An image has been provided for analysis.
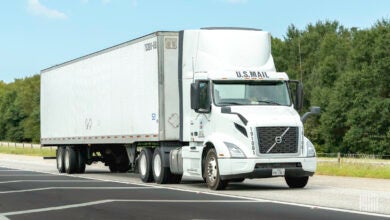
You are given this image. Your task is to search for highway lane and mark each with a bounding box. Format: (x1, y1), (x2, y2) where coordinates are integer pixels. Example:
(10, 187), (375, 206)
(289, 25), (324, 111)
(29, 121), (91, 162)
(0, 154), (389, 219)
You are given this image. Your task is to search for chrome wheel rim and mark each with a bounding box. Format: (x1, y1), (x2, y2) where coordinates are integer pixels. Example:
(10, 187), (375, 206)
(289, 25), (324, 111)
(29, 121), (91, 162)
(139, 152), (147, 176)
(64, 149), (70, 170)
(153, 153), (161, 178)
(207, 156), (217, 184)
(57, 149), (62, 169)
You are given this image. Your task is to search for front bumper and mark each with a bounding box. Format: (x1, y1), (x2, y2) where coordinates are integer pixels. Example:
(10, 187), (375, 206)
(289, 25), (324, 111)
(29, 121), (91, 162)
(218, 157), (316, 180)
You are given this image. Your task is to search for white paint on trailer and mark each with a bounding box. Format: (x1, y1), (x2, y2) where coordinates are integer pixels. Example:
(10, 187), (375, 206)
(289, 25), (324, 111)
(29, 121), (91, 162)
(40, 34), (164, 143)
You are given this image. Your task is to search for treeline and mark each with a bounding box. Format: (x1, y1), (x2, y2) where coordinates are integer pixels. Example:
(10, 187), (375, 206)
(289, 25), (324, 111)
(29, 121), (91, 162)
(0, 19), (389, 154)
(272, 19), (389, 155)
(0, 75), (40, 143)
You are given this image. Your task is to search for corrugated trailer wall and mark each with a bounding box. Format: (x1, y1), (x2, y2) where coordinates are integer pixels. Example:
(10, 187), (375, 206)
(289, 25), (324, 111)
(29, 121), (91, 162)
(41, 32), (180, 145)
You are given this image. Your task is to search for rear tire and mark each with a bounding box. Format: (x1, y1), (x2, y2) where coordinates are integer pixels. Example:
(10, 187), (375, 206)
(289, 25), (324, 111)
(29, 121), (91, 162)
(138, 148), (154, 182)
(152, 147), (182, 184)
(285, 176), (309, 188)
(205, 148), (228, 190)
(56, 147), (65, 173)
(76, 148), (86, 174)
(64, 146), (77, 174)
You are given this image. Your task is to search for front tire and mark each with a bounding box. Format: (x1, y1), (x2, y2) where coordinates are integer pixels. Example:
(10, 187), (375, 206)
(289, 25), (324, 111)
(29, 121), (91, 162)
(285, 176), (309, 188)
(138, 148), (154, 182)
(205, 149), (228, 190)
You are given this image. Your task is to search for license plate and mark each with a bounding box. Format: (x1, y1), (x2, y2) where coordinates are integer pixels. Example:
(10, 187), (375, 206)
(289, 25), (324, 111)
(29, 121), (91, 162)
(272, 168), (285, 176)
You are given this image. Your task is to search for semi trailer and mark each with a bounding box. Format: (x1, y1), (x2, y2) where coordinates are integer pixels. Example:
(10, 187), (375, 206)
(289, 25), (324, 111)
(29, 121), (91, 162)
(41, 28), (320, 190)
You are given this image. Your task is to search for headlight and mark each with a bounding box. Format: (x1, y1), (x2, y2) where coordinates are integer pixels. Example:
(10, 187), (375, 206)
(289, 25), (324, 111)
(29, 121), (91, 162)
(306, 139), (316, 157)
(224, 142), (246, 158)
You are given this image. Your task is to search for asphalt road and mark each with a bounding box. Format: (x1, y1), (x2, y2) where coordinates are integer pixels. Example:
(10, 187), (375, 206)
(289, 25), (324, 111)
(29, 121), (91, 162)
(0, 155), (389, 220)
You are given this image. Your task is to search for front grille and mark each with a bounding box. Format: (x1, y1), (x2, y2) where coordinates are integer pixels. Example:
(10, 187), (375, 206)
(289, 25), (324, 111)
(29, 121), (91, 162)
(256, 127), (298, 154)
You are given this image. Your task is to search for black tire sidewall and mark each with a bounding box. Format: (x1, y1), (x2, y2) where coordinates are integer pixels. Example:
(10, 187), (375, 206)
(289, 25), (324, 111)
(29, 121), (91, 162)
(56, 147), (65, 173)
(138, 148), (154, 182)
(64, 146), (77, 174)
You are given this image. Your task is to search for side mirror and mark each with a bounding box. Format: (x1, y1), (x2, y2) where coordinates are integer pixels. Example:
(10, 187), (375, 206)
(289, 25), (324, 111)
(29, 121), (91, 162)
(288, 80), (303, 111)
(295, 82), (303, 111)
(190, 81), (211, 113)
(301, 106), (321, 123)
(191, 82), (200, 110)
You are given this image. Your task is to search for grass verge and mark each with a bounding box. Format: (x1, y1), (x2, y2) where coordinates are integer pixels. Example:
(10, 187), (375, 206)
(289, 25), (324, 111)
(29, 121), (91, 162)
(317, 161), (390, 179)
(0, 145), (56, 157)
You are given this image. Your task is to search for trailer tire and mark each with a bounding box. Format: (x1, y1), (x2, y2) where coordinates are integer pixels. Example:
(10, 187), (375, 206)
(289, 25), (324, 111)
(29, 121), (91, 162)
(285, 176), (309, 188)
(64, 146), (78, 174)
(56, 147), (65, 173)
(205, 148), (228, 190)
(76, 148), (86, 173)
(138, 148), (154, 182)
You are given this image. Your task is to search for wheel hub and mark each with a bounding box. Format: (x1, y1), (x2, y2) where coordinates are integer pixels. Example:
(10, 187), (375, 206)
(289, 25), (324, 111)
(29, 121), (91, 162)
(153, 154), (161, 178)
(139, 153), (147, 176)
(207, 156), (217, 184)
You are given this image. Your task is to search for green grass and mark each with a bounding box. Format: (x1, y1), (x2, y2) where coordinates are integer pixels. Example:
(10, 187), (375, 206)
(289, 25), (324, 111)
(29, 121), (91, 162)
(0, 145), (56, 157)
(317, 161), (390, 179)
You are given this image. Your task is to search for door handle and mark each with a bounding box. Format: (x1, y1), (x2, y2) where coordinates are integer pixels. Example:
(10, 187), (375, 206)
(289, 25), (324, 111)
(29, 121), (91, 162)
(190, 146), (196, 150)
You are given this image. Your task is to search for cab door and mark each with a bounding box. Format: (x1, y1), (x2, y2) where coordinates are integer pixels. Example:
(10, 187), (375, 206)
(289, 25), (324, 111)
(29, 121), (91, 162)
(182, 80), (211, 178)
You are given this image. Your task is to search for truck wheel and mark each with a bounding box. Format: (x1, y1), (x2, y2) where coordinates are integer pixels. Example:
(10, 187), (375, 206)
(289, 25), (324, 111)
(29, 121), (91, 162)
(205, 149), (228, 190)
(109, 164), (118, 172)
(56, 147), (65, 173)
(76, 148), (86, 173)
(138, 148), (154, 182)
(153, 147), (178, 184)
(285, 176), (309, 188)
(64, 146), (77, 174)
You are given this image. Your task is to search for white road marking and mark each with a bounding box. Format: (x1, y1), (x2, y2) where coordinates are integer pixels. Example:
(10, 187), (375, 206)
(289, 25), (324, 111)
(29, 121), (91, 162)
(0, 186), (153, 194)
(0, 170), (32, 172)
(0, 174), (53, 177)
(0, 165), (389, 218)
(0, 199), (260, 218)
(0, 180), (102, 184)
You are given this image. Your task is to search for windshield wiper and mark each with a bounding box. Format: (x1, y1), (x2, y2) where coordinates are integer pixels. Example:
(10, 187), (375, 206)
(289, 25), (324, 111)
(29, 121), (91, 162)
(257, 100), (281, 105)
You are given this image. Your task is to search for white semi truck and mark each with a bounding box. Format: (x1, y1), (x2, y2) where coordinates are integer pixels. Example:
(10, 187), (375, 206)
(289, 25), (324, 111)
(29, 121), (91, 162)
(41, 28), (320, 190)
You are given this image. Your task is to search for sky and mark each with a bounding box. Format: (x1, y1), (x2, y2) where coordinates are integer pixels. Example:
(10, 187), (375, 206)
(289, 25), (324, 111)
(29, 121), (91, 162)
(0, 0), (389, 83)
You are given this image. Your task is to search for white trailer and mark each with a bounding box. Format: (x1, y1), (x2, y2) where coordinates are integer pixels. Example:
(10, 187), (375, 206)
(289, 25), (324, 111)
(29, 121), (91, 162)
(41, 28), (320, 190)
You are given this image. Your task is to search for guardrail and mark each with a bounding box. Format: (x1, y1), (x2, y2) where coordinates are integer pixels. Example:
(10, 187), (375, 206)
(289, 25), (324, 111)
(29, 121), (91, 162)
(0, 141), (42, 149)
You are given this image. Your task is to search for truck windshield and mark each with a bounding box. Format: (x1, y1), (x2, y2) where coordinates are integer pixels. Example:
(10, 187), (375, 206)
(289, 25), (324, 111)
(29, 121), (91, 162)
(213, 81), (291, 106)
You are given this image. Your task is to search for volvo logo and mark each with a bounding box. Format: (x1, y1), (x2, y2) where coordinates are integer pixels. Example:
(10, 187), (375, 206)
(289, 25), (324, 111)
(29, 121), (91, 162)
(266, 127), (290, 153)
(275, 136), (283, 144)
